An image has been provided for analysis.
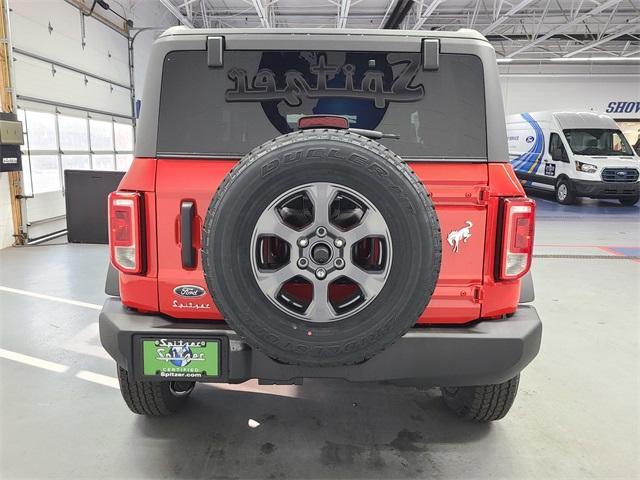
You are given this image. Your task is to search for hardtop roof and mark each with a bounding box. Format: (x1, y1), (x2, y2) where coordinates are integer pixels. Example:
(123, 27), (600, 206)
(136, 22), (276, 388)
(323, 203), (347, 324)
(159, 26), (488, 43)
(135, 25), (508, 162)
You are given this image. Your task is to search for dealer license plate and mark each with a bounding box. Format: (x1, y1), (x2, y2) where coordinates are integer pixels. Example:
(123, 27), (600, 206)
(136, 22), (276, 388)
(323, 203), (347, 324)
(142, 338), (220, 379)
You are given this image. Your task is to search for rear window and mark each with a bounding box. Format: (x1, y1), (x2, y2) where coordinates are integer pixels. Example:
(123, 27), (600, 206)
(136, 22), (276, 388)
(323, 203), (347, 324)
(157, 50), (487, 160)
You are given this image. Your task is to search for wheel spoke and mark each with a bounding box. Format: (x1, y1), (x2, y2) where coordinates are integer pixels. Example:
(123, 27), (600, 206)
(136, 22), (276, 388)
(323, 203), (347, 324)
(304, 281), (337, 322)
(306, 183), (338, 226)
(254, 263), (298, 298)
(254, 206), (299, 244)
(342, 262), (387, 300)
(341, 208), (387, 245)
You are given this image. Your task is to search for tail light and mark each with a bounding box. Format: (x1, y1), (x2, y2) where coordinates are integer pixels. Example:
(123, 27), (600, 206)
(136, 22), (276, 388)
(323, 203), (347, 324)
(298, 115), (349, 129)
(498, 198), (535, 280)
(108, 191), (144, 274)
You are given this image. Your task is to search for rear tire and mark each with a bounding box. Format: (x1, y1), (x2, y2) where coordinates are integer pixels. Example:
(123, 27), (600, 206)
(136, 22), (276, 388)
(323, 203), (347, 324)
(619, 195), (639, 206)
(555, 178), (575, 205)
(440, 375), (520, 422)
(117, 367), (194, 416)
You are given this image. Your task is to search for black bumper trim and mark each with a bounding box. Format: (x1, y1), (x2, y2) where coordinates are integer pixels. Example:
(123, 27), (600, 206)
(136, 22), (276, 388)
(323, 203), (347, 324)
(572, 179), (639, 198)
(99, 298), (542, 387)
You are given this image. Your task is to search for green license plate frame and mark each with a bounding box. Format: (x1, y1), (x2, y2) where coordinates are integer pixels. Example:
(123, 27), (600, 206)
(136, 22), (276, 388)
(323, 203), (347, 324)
(137, 335), (227, 381)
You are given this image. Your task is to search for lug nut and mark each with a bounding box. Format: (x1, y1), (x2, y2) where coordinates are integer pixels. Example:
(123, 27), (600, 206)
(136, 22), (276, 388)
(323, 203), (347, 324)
(298, 237), (309, 248)
(315, 268), (327, 279)
(316, 227), (327, 237)
(297, 258), (309, 269)
(334, 258), (345, 269)
(334, 238), (345, 248)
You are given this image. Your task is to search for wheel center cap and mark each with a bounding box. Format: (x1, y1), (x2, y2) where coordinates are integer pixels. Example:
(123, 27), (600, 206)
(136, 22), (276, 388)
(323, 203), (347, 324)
(311, 243), (332, 264)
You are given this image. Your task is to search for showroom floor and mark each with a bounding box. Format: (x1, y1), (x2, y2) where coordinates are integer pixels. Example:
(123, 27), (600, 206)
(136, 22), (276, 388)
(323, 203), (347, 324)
(1, 193), (638, 480)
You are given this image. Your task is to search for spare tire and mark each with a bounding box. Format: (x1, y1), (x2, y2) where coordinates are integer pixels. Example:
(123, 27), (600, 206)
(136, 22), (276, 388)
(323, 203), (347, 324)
(202, 129), (441, 367)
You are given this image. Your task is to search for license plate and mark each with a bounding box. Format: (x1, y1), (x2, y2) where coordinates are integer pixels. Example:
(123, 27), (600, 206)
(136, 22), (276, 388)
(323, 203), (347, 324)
(142, 338), (220, 379)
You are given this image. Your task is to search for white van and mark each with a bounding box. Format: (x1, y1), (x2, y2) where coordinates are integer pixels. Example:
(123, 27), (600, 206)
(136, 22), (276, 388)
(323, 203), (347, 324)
(506, 111), (640, 205)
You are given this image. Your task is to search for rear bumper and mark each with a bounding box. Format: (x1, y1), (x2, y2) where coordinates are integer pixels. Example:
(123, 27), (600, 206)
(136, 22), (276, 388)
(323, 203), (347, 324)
(572, 179), (639, 198)
(99, 298), (542, 387)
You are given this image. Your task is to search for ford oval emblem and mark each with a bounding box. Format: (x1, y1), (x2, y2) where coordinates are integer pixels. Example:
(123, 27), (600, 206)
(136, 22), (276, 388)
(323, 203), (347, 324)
(173, 285), (206, 298)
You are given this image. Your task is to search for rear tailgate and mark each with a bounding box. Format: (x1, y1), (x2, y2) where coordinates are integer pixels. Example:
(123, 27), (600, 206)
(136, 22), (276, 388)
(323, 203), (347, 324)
(154, 159), (488, 324)
(151, 37), (491, 324)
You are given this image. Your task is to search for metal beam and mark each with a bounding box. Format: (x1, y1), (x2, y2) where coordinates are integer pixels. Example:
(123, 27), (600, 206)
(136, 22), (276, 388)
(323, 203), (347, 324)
(159, 0), (195, 28)
(337, 0), (352, 28)
(487, 33), (639, 42)
(382, 0), (413, 29)
(251, 0), (270, 28)
(506, 0), (625, 57)
(379, 0), (396, 28)
(200, 0), (209, 27)
(413, 0), (448, 30)
(564, 21), (640, 57)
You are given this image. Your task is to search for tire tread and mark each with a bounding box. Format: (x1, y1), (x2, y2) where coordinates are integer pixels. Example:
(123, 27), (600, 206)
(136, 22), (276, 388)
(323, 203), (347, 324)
(441, 375), (520, 422)
(117, 367), (187, 416)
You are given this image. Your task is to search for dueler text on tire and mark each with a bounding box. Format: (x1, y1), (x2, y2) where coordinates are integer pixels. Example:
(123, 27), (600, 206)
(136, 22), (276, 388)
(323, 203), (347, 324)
(202, 129), (441, 367)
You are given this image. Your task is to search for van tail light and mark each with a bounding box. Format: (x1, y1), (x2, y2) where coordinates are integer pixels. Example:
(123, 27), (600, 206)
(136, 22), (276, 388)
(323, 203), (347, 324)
(498, 198), (535, 281)
(108, 191), (144, 274)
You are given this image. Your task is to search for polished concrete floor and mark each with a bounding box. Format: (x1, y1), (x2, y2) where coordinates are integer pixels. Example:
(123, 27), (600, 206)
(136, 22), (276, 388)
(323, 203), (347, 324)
(0, 193), (638, 479)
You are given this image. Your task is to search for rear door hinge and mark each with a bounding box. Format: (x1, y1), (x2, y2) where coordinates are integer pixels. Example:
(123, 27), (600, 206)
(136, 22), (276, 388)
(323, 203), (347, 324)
(472, 286), (484, 303)
(207, 36), (224, 67)
(422, 39), (440, 70)
(476, 186), (490, 205)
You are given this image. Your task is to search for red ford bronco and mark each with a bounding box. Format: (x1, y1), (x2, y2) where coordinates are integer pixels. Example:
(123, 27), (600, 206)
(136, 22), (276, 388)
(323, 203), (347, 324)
(100, 27), (542, 422)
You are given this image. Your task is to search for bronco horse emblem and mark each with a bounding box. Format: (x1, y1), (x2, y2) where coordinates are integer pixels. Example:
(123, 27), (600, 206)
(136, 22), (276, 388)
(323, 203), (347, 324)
(447, 221), (473, 253)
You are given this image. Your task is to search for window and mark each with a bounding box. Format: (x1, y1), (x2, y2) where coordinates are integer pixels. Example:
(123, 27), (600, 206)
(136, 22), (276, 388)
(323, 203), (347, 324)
(30, 155), (61, 193)
(17, 109), (32, 195)
(157, 50), (487, 159)
(89, 119), (114, 151)
(17, 108), (26, 127)
(116, 153), (134, 171)
(93, 154), (115, 170)
(19, 107), (135, 195)
(59, 116), (89, 151)
(24, 111), (56, 150)
(563, 129), (634, 156)
(62, 155), (91, 171)
(114, 123), (134, 151)
(549, 133), (564, 155)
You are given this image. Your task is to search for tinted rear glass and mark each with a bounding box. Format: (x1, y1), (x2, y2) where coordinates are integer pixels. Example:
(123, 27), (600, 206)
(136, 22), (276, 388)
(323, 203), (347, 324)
(157, 50), (487, 159)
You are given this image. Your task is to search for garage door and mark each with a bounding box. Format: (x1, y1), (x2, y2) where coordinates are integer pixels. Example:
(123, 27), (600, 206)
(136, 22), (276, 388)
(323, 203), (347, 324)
(10, 0), (133, 241)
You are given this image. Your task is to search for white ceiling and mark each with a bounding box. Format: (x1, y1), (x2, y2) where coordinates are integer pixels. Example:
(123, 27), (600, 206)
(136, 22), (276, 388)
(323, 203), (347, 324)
(152, 0), (640, 60)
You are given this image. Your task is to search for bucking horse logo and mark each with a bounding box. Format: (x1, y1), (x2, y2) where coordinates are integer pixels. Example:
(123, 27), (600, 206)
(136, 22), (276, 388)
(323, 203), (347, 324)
(447, 221), (473, 253)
